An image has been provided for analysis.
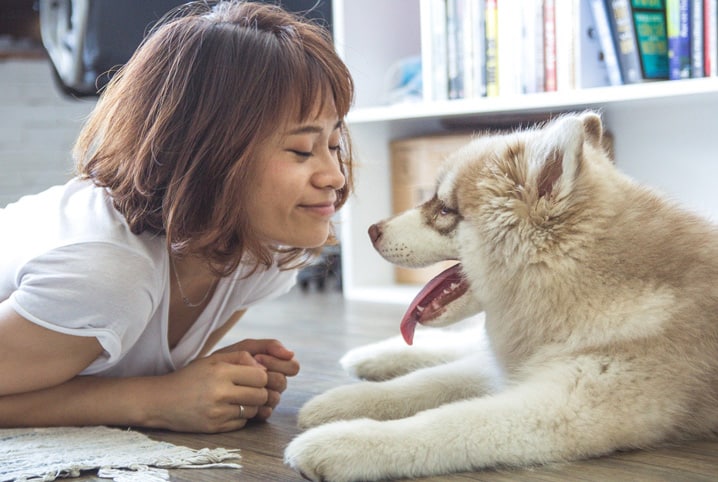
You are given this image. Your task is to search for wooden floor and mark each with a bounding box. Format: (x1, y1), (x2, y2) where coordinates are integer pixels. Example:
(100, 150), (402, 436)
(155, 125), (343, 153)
(84, 287), (717, 481)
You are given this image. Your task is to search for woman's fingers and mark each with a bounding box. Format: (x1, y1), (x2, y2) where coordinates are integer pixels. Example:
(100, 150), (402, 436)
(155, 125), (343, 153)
(255, 354), (300, 376)
(232, 338), (295, 360)
(225, 384), (268, 406)
(265, 371), (288, 393)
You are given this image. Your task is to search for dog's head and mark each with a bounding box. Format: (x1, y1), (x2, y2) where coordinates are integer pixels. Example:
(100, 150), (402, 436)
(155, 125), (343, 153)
(369, 111), (613, 344)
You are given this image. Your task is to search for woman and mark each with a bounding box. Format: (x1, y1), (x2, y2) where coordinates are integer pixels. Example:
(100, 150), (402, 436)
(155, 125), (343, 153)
(0, 0), (354, 433)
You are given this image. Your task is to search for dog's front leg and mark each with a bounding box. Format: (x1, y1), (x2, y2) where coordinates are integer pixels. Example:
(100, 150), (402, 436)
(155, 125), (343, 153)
(297, 351), (499, 429)
(286, 357), (682, 482)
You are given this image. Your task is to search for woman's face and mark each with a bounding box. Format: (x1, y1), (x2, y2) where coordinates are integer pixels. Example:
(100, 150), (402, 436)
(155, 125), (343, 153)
(246, 100), (345, 249)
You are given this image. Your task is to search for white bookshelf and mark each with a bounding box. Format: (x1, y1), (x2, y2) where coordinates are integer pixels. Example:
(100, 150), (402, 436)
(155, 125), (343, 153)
(332, 0), (718, 303)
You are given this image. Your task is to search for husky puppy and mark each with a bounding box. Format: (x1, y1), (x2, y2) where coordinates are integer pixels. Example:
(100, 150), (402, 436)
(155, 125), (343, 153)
(284, 112), (718, 481)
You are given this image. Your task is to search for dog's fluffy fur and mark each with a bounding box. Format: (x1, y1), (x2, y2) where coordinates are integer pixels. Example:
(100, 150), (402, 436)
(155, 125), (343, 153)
(284, 112), (718, 481)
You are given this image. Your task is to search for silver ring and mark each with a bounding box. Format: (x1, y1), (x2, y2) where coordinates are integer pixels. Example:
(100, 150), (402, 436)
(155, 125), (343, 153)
(239, 405), (246, 419)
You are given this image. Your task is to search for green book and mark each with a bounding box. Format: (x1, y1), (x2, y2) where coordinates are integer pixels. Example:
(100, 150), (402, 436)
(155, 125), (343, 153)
(631, 0), (670, 79)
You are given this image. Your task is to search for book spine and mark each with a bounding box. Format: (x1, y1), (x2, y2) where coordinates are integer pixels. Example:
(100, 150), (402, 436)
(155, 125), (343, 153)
(447, 0), (464, 99)
(667, 0), (693, 79)
(533, 0), (546, 91)
(706, 0), (718, 76)
(469, 0), (487, 97)
(434, 0), (450, 99)
(521, 0), (543, 93)
(555, 0), (578, 91)
(544, 0), (558, 91)
(630, 0), (670, 79)
(497, 1), (522, 95)
(485, 0), (499, 96)
(692, 0), (705, 76)
(604, 0), (644, 83)
(420, 0), (435, 102)
(590, 0), (624, 84)
(461, 0), (475, 98)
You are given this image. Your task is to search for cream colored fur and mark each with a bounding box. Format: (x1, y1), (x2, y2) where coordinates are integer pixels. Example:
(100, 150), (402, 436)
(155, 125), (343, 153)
(284, 112), (718, 481)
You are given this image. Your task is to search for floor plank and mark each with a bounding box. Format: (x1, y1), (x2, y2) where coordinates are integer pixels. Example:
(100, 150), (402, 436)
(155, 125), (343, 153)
(80, 287), (718, 481)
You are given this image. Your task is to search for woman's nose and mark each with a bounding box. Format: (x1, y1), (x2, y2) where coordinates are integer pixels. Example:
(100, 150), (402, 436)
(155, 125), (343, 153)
(314, 152), (346, 190)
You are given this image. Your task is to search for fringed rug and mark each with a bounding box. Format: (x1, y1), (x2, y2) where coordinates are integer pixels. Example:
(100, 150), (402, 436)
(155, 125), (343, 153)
(0, 426), (241, 481)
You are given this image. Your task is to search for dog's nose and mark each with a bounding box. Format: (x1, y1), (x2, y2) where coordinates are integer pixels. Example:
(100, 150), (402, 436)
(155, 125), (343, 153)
(368, 223), (383, 245)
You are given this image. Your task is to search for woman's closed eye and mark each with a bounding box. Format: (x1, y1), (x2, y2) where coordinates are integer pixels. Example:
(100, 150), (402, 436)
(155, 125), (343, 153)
(289, 149), (312, 158)
(288, 145), (341, 158)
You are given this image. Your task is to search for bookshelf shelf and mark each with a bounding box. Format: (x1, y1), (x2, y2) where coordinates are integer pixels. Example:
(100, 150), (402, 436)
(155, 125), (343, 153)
(333, 0), (718, 304)
(348, 78), (718, 124)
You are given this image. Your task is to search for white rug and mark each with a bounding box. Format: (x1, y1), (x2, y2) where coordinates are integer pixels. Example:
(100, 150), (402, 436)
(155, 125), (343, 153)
(0, 426), (241, 481)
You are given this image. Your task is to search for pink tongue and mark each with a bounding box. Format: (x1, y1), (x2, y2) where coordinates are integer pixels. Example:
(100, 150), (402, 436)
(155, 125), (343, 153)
(400, 263), (466, 345)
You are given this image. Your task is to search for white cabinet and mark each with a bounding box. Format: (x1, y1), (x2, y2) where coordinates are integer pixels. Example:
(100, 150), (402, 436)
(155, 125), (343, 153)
(332, 0), (718, 303)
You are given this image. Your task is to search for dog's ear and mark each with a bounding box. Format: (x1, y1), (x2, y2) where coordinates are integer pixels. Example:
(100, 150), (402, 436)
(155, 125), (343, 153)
(535, 112), (600, 198)
(580, 111), (603, 149)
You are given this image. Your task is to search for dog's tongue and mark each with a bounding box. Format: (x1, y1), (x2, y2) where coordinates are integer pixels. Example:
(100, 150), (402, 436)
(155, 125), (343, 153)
(400, 263), (467, 345)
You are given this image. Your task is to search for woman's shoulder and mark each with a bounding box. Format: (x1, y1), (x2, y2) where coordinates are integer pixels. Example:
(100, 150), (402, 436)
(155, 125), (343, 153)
(2, 178), (166, 267)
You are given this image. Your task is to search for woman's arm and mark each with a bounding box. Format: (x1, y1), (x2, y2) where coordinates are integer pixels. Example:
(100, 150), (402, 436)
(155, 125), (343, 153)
(0, 300), (103, 396)
(0, 349), (270, 432)
(0, 302), (270, 432)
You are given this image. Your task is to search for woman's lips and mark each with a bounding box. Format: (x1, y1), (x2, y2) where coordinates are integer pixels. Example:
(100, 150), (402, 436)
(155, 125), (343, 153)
(299, 203), (336, 217)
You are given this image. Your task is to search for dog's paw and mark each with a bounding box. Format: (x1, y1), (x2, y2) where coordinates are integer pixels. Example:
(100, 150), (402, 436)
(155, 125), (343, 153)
(340, 337), (415, 381)
(340, 333), (467, 381)
(285, 419), (408, 482)
(297, 383), (378, 429)
(339, 330), (457, 381)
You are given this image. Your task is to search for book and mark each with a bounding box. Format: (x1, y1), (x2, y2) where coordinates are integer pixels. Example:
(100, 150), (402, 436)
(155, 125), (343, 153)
(446, 0), (464, 99)
(497, 0), (523, 95)
(521, 0), (545, 93)
(544, 0), (558, 91)
(691, 0), (705, 76)
(420, 0), (449, 101)
(577, 0), (615, 88)
(667, 0), (692, 79)
(705, 0), (718, 76)
(484, 0), (499, 96)
(555, 0), (578, 91)
(604, 0), (644, 83)
(589, 0), (624, 84)
(630, 0), (670, 79)
(464, 0), (487, 98)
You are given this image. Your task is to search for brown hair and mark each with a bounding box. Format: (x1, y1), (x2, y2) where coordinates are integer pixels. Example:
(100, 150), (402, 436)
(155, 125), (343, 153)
(74, 0), (354, 276)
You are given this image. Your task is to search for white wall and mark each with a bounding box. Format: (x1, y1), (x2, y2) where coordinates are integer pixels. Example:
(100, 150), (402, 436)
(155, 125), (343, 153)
(0, 59), (96, 208)
(604, 95), (718, 223)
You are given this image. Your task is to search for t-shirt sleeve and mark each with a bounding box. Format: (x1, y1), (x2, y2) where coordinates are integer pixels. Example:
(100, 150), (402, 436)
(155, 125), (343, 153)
(9, 243), (159, 368)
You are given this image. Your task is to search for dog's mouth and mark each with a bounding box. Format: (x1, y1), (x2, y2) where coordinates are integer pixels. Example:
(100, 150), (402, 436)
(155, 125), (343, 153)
(400, 263), (468, 345)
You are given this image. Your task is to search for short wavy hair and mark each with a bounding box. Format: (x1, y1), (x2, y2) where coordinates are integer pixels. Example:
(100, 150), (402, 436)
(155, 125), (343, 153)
(74, 0), (354, 276)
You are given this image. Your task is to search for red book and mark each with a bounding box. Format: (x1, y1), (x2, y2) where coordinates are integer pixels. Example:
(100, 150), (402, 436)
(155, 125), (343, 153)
(544, 0), (557, 91)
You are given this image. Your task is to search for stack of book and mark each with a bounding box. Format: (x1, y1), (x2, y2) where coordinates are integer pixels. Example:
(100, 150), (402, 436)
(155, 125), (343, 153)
(420, 0), (718, 102)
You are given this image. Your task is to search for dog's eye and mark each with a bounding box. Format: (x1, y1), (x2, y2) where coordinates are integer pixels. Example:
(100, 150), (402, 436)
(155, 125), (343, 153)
(439, 205), (458, 216)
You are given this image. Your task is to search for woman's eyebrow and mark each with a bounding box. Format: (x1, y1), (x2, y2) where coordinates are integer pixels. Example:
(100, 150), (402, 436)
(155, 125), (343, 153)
(286, 120), (342, 136)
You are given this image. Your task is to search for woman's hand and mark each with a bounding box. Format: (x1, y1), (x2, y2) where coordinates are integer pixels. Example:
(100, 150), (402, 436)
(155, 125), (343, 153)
(215, 339), (300, 421)
(151, 350), (270, 433)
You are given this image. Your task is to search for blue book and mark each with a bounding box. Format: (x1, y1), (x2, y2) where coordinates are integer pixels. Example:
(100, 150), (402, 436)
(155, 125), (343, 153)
(667, 0), (692, 79)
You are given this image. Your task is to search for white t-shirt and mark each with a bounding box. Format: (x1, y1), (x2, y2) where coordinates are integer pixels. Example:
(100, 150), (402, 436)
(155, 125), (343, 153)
(0, 178), (296, 377)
